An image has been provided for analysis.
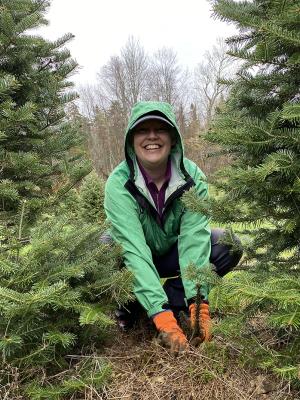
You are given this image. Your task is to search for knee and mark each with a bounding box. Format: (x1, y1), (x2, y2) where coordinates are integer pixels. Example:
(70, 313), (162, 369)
(210, 228), (243, 276)
(211, 228), (243, 255)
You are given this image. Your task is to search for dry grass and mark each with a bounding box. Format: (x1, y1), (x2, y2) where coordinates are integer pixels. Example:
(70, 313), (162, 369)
(1, 324), (299, 400)
(97, 325), (299, 400)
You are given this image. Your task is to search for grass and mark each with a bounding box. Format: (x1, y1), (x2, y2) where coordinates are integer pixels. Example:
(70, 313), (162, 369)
(98, 324), (299, 400)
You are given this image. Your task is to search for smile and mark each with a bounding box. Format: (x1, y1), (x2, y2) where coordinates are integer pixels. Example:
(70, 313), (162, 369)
(144, 144), (161, 150)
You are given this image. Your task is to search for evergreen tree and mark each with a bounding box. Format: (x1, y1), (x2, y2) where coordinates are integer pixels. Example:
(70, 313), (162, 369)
(78, 171), (106, 223)
(0, 0), (90, 226)
(65, 101), (91, 156)
(208, 0), (300, 270)
(0, 186), (133, 399)
(185, 0), (300, 382)
(212, 0), (300, 381)
(0, 2), (133, 397)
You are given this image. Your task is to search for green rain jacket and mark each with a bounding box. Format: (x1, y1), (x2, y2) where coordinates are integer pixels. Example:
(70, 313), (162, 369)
(104, 101), (211, 317)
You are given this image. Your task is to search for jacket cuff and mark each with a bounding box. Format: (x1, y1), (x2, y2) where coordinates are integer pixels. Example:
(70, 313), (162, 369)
(147, 302), (170, 318)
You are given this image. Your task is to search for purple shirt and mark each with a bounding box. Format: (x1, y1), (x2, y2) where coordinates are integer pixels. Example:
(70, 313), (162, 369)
(137, 158), (172, 217)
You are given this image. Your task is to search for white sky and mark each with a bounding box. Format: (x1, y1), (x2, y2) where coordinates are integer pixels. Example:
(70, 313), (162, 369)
(39, 0), (237, 87)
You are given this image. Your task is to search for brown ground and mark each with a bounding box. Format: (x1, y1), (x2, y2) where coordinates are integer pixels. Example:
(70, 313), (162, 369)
(2, 323), (298, 399)
(96, 325), (299, 400)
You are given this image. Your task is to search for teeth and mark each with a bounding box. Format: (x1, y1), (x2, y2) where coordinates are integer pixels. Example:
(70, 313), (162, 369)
(145, 144), (160, 150)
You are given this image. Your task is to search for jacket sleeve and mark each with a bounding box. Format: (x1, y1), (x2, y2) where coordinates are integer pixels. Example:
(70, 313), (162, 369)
(104, 176), (169, 317)
(179, 161), (211, 301)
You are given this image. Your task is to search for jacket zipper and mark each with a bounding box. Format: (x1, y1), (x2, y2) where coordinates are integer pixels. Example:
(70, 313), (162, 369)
(156, 192), (160, 216)
(125, 177), (194, 230)
(163, 179), (194, 212)
(161, 178), (194, 225)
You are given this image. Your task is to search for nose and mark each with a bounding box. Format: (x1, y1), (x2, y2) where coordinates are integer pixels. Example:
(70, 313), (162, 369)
(147, 129), (159, 138)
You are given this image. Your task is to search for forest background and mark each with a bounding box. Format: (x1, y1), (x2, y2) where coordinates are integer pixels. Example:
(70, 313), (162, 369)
(75, 34), (237, 179)
(0, 0), (299, 399)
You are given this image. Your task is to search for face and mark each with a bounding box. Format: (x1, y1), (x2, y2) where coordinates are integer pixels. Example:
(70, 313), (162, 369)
(132, 119), (175, 171)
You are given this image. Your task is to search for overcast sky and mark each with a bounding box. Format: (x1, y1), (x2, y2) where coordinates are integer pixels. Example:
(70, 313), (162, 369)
(39, 0), (237, 87)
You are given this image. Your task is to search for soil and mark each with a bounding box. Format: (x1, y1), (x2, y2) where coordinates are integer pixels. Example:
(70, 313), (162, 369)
(98, 323), (300, 400)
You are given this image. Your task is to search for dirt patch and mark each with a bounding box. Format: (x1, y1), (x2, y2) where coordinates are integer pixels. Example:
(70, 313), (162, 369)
(99, 325), (299, 400)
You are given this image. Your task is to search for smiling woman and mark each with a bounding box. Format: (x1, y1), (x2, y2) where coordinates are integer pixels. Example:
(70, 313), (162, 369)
(132, 118), (176, 186)
(103, 101), (243, 353)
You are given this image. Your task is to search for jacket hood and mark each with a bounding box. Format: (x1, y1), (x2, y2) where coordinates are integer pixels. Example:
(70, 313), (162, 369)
(125, 101), (186, 180)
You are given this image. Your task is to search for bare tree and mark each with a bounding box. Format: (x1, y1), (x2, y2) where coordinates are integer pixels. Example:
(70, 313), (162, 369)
(121, 36), (149, 108)
(147, 47), (180, 105)
(194, 38), (237, 127)
(78, 84), (98, 120)
(100, 56), (128, 109)
(98, 36), (148, 115)
(78, 83), (110, 119)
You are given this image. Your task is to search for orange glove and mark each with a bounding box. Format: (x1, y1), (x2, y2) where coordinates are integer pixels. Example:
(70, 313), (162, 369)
(189, 302), (212, 342)
(153, 310), (188, 353)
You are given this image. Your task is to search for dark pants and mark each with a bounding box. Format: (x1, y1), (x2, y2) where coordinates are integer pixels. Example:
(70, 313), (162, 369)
(155, 228), (242, 309)
(107, 228), (243, 325)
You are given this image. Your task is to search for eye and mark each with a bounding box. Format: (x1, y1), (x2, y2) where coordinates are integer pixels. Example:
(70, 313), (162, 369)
(135, 128), (148, 134)
(157, 128), (168, 134)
